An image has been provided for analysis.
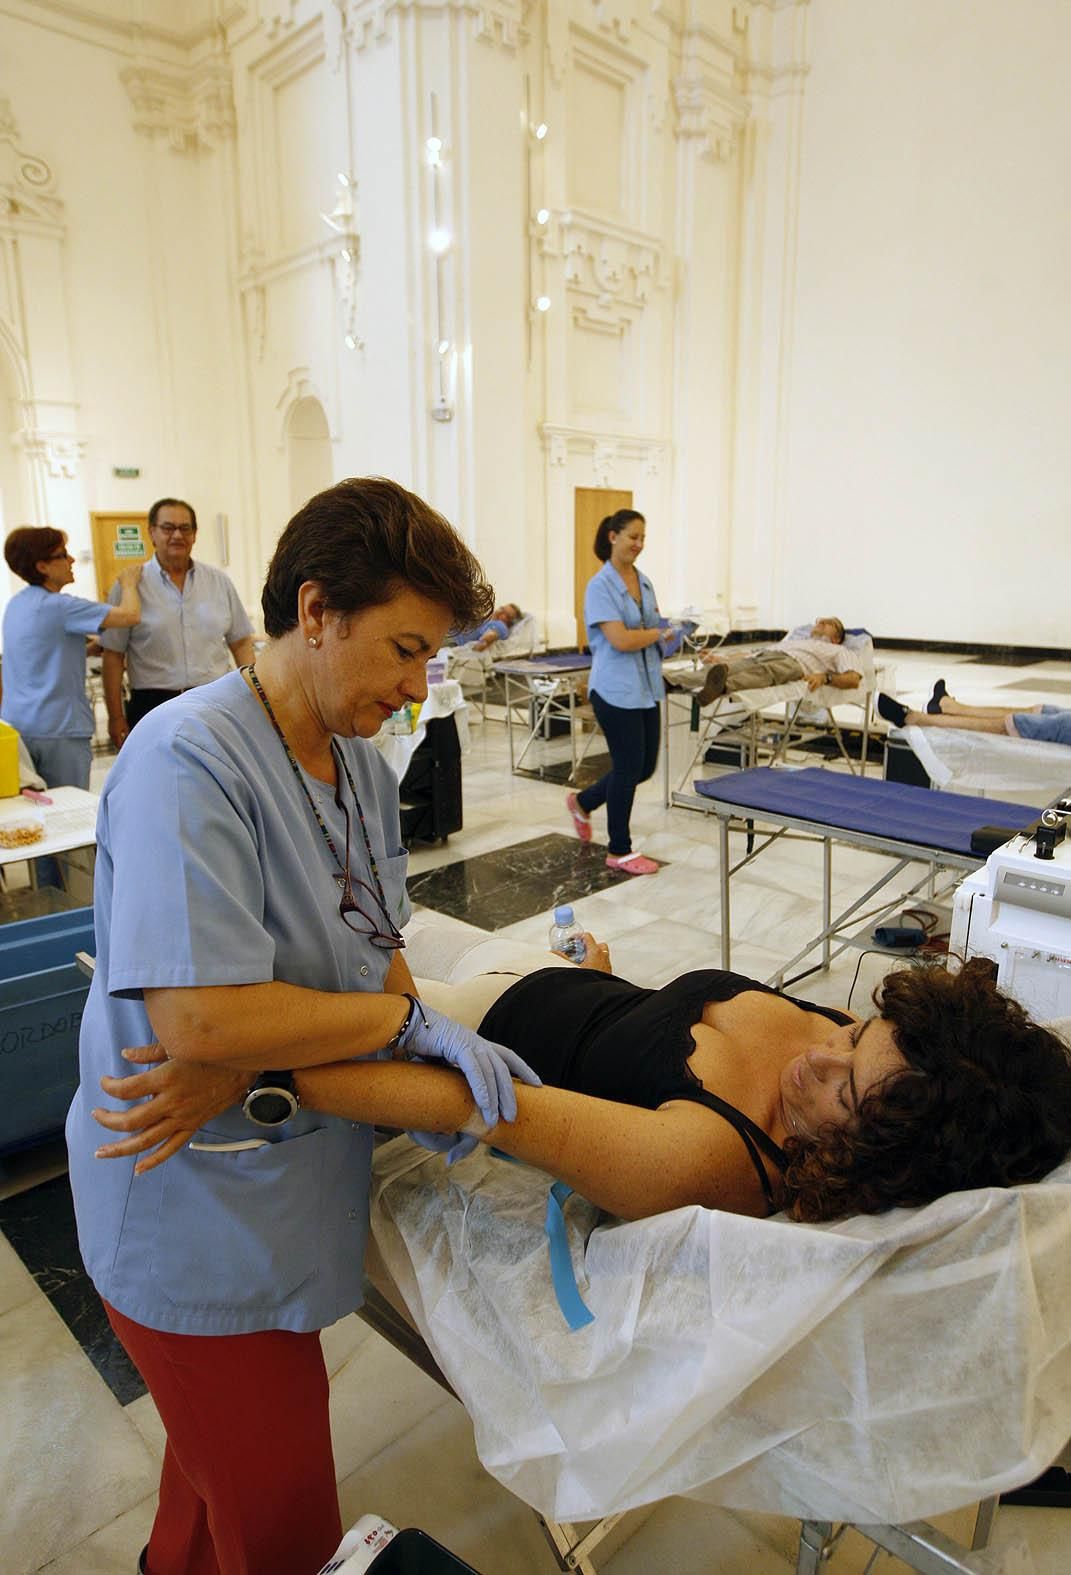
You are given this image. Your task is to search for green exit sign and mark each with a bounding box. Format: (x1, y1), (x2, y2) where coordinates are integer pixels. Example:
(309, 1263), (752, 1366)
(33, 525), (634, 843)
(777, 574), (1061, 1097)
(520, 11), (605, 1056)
(112, 466), (141, 478)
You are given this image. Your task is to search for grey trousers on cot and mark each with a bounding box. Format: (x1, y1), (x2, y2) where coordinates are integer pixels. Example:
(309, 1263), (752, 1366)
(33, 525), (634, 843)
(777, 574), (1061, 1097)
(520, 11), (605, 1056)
(674, 652), (804, 693)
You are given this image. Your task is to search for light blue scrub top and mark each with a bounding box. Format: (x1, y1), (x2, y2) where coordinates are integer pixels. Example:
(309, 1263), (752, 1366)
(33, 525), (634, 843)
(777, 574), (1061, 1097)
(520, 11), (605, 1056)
(0, 585), (110, 737)
(584, 562), (665, 709)
(66, 670), (411, 1336)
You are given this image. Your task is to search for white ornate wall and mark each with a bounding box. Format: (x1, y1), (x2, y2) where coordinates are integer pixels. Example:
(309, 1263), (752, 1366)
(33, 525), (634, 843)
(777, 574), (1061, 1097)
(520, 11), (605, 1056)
(1, 0), (1065, 648)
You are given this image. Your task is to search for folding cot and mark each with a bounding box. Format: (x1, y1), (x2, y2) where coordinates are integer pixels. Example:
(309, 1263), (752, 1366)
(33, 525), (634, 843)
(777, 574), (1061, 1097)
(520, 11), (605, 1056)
(686, 766), (1038, 988)
(663, 632), (886, 807)
(446, 613), (541, 721)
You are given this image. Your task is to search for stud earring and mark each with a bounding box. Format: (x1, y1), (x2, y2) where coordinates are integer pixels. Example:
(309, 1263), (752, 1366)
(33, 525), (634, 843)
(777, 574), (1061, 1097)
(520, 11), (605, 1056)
(308, 637), (320, 648)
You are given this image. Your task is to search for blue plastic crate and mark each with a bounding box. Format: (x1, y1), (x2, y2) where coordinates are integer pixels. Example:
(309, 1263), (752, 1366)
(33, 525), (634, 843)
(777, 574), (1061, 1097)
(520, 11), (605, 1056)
(0, 907), (94, 1154)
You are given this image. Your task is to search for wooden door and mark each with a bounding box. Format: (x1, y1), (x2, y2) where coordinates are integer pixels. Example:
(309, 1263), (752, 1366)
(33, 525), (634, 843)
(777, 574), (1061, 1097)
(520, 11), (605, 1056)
(574, 488), (632, 649)
(90, 512), (151, 598)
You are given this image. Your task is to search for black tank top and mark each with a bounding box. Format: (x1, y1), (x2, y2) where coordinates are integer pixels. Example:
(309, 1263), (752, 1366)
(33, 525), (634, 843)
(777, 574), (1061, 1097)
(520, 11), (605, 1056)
(478, 968), (853, 1212)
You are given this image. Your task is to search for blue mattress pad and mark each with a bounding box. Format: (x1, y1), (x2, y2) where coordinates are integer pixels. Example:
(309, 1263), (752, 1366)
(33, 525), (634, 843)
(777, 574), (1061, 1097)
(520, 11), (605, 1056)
(693, 767), (1037, 856)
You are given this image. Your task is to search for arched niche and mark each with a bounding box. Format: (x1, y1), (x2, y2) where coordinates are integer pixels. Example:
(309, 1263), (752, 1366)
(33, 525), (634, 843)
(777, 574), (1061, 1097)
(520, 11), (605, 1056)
(286, 395), (333, 516)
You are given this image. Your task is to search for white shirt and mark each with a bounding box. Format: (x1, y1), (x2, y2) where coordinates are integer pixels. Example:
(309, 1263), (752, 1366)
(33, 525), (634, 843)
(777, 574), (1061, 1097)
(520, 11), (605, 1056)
(777, 637), (859, 678)
(99, 557), (252, 690)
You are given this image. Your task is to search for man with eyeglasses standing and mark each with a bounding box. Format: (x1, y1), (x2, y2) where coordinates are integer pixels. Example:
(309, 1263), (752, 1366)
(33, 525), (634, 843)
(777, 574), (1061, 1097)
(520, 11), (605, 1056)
(101, 497), (255, 748)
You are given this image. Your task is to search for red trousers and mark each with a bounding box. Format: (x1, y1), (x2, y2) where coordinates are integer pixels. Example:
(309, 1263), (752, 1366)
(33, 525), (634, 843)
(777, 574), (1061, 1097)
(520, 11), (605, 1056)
(105, 1301), (343, 1575)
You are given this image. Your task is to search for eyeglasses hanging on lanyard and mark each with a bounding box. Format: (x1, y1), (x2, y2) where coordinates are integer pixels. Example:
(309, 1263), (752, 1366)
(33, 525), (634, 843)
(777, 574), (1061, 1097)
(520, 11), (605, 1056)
(244, 666), (405, 949)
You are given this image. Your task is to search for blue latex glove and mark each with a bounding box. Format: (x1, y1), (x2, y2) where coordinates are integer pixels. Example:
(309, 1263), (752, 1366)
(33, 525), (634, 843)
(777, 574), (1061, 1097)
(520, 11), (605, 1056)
(406, 1129), (480, 1166)
(400, 1002), (541, 1126)
(660, 623), (684, 659)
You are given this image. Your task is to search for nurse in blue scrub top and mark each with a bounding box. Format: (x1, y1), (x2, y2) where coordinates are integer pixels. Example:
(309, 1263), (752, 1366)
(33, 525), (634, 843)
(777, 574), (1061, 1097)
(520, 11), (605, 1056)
(65, 478), (539, 1575)
(565, 510), (675, 876)
(1, 526), (141, 789)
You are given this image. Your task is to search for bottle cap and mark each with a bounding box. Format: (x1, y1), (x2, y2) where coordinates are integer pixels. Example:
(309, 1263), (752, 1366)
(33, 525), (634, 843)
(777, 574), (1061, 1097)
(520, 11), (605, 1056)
(553, 905), (574, 925)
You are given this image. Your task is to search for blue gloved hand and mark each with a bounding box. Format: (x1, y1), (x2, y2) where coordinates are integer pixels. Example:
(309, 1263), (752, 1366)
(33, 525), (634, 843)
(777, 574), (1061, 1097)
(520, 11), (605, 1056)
(400, 1002), (541, 1127)
(660, 621), (684, 659)
(406, 1129), (480, 1166)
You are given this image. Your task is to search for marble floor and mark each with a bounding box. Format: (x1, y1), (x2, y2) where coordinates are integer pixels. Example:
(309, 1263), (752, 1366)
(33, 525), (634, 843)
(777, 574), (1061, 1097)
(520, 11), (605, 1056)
(2, 646), (1070, 1573)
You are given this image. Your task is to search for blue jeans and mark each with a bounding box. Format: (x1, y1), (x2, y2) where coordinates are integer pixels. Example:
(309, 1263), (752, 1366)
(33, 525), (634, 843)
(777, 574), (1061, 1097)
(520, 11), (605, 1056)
(578, 694), (660, 855)
(1011, 706), (1071, 746)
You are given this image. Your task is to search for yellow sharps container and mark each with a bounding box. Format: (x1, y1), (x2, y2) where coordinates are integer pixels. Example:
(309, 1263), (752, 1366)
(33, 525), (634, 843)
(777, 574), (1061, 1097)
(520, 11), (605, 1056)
(0, 722), (22, 797)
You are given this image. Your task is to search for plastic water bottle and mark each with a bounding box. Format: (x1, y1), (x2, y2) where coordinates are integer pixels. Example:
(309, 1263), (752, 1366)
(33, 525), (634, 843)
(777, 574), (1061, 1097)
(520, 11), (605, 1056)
(549, 905), (587, 963)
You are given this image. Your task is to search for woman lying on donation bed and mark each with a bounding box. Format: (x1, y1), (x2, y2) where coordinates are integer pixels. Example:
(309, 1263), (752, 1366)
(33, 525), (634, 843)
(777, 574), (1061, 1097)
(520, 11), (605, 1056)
(95, 942), (1071, 1223)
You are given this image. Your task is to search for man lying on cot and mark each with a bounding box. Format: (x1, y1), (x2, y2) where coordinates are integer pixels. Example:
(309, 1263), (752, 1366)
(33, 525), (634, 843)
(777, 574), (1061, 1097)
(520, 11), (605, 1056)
(879, 680), (1071, 747)
(454, 602), (523, 652)
(93, 941), (1071, 1224)
(673, 617), (863, 709)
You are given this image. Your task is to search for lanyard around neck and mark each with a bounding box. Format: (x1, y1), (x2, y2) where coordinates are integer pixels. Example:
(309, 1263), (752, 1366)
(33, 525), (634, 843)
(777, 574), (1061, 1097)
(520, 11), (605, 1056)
(242, 665), (392, 916)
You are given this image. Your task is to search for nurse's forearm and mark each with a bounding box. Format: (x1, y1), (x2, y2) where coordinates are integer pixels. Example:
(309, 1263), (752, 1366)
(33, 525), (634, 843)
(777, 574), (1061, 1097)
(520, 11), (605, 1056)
(144, 982), (412, 1070)
(604, 627), (664, 653)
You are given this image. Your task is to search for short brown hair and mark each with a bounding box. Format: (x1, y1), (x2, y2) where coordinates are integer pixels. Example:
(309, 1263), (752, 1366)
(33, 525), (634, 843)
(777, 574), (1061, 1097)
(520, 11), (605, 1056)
(148, 498), (197, 530)
(261, 477), (494, 639)
(4, 526), (66, 586)
(784, 959), (1071, 1221)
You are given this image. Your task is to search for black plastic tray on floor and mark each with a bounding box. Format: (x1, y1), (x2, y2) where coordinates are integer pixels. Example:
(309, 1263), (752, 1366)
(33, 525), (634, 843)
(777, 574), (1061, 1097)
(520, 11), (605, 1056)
(368, 1527), (482, 1573)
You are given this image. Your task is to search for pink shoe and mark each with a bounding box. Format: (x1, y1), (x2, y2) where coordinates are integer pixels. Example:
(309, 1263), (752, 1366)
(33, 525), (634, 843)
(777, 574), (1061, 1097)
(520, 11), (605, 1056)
(606, 851), (659, 876)
(566, 792), (592, 843)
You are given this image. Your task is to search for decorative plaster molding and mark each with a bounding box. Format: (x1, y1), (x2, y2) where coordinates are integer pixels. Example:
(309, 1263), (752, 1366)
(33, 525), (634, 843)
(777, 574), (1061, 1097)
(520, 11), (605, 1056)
(239, 232), (358, 294)
(545, 0), (569, 84)
(274, 367), (338, 447)
(541, 424), (672, 486)
(591, 0), (635, 44)
(264, 0), (300, 38)
(334, 0), (521, 52)
(592, 440), (617, 487)
(0, 100), (64, 234)
(121, 50), (237, 155)
(555, 210), (662, 334)
(15, 430), (88, 479)
(673, 72), (749, 162)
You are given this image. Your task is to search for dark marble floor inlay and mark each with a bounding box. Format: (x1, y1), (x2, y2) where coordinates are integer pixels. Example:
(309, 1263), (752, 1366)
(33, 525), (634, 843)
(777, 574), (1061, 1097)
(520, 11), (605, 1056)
(999, 677), (1071, 696)
(512, 751), (613, 789)
(407, 832), (661, 929)
(962, 652), (1054, 668)
(0, 1173), (146, 1404)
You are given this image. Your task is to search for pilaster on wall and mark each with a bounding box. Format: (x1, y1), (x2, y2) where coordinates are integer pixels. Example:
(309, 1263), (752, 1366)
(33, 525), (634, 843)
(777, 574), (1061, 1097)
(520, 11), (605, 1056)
(670, 16), (749, 629)
(727, 0), (810, 629)
(0, 99), (89, 571)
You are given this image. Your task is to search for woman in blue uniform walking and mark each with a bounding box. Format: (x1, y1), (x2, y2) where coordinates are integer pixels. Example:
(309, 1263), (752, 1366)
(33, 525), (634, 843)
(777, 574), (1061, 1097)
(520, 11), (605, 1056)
(566, 510), (674, 875)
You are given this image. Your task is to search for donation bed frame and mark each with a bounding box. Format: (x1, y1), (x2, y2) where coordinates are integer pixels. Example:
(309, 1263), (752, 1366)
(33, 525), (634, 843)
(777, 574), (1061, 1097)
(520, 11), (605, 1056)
(356, 1280), (1008, 1575)
(680, 767), (1038, 989)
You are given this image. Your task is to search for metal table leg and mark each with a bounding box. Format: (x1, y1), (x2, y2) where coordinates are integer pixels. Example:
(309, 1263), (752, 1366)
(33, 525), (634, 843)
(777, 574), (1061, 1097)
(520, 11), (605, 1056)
(796, 1521), (834, 1575)
(719, 816), (732, 969)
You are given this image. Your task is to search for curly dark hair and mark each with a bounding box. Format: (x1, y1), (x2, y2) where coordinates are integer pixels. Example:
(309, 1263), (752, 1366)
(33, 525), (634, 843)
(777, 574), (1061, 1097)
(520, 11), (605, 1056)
(783, 959), (1071, 1222)
(261, 477), (494, 639)
(592, 509), (645, 563)
(4, 526), (66, 586)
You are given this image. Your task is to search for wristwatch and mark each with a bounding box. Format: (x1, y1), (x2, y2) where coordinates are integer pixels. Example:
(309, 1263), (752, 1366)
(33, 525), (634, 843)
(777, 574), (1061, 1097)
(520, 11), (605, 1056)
(242, 1071), (300, 1127)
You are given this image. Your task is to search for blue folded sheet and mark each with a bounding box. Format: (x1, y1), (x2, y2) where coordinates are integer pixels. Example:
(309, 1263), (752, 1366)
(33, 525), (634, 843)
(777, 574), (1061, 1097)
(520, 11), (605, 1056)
(693, 767), (1037, 856)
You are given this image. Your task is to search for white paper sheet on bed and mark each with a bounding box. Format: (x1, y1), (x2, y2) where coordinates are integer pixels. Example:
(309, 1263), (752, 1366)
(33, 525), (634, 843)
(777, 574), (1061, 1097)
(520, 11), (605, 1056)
(369, 1136), (1071, 1529)
(897, 724), (1069, 808)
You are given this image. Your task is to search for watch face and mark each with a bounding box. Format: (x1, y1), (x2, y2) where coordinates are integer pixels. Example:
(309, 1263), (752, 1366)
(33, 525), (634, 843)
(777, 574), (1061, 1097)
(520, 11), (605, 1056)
(248, 1090), (297, 1126)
